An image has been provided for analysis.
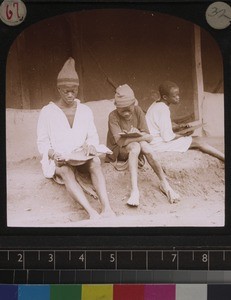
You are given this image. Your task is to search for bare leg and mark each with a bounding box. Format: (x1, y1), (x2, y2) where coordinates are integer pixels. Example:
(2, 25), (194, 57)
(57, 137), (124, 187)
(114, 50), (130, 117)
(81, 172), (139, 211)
(140, 141), (180, 203)
(87, 157), (115, 218)
(55, 165), (100, 219)
(126, 142), (141, 206)
(191, 137), (224, 162)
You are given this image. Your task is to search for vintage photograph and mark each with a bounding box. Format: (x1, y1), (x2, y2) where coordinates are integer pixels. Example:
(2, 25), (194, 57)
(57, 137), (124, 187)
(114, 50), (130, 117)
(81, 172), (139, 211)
(6, 8), (225, 227)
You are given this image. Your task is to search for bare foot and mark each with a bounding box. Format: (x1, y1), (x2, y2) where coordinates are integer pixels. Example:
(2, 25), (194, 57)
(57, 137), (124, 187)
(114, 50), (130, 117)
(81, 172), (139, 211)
(127, 190), (140, 207)
(100, 209), (116, 218)
(159, 181), (180, 204)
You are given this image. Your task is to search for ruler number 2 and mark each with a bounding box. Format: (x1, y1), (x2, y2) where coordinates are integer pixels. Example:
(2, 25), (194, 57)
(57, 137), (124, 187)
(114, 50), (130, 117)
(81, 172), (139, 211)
(17, 253), (23, 263)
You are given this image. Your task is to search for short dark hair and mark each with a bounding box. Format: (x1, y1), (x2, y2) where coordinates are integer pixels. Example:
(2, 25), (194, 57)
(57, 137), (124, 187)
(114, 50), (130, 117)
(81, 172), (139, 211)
(159, 81), (179, 97)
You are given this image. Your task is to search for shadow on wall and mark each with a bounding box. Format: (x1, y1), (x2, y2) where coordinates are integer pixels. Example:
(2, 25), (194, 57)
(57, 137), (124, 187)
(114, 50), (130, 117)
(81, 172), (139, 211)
(6, 93), (224, 162)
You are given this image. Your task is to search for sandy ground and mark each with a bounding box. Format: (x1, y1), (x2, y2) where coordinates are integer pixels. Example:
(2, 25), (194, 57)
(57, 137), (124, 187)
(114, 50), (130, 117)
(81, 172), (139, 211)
(7, 141), (224, 228)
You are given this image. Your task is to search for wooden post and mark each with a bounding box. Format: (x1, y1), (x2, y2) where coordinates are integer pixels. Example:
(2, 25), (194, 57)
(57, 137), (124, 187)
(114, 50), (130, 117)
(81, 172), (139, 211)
(192, 25), (204, 126)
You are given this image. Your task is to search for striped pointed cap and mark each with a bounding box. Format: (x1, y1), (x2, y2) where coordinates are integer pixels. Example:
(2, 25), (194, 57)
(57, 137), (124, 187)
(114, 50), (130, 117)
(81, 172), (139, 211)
(57, 57), (79, 86)
(115, 84), (136, 108)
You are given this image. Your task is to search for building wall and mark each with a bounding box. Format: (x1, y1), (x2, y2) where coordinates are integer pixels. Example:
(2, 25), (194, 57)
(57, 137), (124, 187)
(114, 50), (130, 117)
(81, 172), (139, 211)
(6, 9), (222, 121)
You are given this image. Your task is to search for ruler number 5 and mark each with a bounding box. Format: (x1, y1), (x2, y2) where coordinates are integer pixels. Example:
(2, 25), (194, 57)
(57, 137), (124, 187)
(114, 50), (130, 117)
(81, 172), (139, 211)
(110, 253), (115, 263)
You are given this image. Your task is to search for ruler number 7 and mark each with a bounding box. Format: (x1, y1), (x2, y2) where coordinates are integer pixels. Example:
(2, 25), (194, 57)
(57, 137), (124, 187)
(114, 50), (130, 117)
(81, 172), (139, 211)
(172, 253), (177, 262)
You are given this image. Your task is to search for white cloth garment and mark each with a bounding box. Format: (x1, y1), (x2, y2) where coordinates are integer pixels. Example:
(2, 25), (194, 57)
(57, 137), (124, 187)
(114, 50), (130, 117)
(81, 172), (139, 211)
(146, 102), (192, 152)
(37, 99), (99, 178)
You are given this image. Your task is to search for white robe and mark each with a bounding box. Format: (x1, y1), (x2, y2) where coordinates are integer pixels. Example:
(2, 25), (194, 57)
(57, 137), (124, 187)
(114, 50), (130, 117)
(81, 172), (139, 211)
(37, 99), (99, 178)
(146, 102), (192, 152)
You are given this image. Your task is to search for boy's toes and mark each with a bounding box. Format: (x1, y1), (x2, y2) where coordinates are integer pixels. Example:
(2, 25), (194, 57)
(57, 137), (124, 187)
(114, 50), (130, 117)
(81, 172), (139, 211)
(127, 191), (140, 207)
(159, 182), (180, 204)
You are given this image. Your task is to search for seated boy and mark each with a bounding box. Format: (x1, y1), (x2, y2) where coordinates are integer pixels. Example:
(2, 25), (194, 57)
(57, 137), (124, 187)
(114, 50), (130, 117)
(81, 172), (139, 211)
(146, 81), (224, 162)
(106, 84), (180, 206)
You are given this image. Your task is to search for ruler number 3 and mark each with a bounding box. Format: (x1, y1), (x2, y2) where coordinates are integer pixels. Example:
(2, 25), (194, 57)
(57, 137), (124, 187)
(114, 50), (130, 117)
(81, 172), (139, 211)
(48, 253), (54, 263)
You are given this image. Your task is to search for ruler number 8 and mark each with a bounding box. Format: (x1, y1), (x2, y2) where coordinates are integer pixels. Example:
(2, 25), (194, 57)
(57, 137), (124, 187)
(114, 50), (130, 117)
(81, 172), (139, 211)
(202, 253), (208, 263)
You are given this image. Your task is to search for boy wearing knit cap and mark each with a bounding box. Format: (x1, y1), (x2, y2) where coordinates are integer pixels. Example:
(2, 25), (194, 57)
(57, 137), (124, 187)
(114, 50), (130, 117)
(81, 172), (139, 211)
(37, 57), (115, 220)
(107, 84), (180, 206)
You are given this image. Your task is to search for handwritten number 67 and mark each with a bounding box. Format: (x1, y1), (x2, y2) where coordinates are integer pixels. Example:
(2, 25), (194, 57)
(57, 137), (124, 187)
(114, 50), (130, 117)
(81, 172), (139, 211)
(6, 2), (20, 20)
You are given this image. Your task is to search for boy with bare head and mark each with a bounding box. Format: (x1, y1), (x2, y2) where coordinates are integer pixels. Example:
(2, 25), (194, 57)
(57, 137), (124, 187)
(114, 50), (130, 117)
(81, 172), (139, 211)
(146, 80), (224, 161)
(106, 84), (180, 206)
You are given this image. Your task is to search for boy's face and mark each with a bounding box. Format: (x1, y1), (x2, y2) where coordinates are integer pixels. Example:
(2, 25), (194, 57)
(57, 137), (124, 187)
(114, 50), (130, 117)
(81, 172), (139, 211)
(116, 104), (135, 120)
(165, 87), (180, 105)
(58, 84), (79, 105)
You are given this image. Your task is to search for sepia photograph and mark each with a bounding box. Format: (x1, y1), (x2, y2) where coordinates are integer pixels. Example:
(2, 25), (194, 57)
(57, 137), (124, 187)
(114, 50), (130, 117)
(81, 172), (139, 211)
(6, 8), (225, 227)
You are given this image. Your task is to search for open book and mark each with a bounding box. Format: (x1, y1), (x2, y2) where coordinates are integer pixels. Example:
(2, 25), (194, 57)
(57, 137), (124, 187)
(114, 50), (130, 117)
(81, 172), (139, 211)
(64, 145), (113, 166)
(118, 132), (143, 138)
(176, 123), (204, 135)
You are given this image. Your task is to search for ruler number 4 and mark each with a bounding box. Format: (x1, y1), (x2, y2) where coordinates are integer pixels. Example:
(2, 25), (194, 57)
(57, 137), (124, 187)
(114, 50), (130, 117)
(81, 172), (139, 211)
(79, 253), (85, 262)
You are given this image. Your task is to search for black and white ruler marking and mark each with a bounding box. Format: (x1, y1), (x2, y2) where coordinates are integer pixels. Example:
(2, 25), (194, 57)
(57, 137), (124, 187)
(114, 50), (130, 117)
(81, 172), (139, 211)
(0, 249), (231, 284)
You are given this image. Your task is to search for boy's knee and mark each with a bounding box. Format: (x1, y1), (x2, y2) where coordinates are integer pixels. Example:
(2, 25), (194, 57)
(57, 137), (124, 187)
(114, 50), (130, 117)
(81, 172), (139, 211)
(127, 142), (141, 155)
(89, 156), (101, 169)
(191, 137), (205, 149)
(57, 165), (73, 178)
(140, 141), (152, 154)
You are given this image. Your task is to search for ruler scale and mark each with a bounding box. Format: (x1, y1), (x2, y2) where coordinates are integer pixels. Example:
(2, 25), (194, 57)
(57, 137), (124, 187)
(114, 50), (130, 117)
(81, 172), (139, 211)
(0, 249), (231, 284)
(1, 249), (231, 271)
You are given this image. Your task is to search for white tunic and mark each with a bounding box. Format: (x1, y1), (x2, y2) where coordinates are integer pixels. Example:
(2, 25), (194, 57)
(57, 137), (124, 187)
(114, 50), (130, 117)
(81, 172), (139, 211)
(146, 102), (192, 152)
(37, 99), (99, 178)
